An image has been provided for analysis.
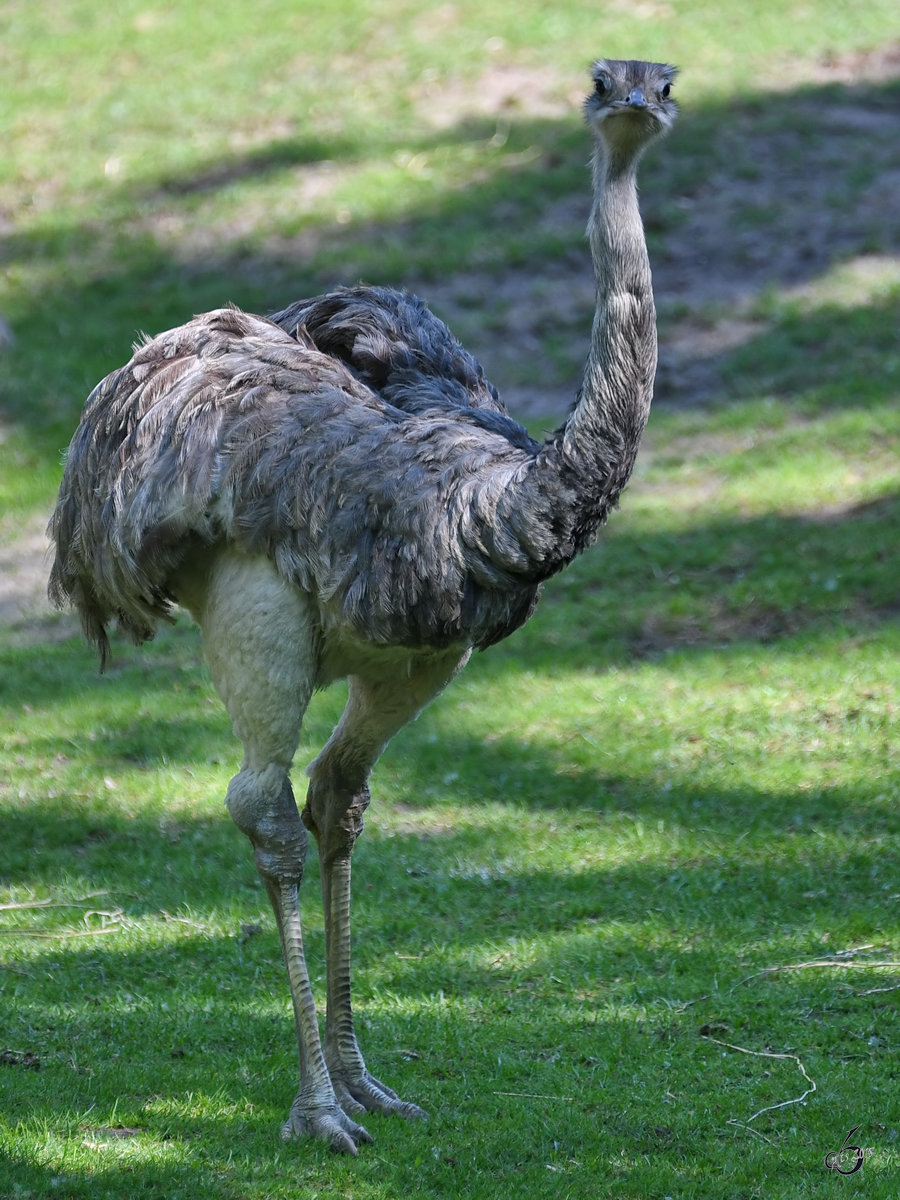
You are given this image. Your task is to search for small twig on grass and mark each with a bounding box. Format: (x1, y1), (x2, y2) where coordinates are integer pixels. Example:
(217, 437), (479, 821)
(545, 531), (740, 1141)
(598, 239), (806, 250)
(0, 893), (129, 939)
(160, 911), (211, 931)
(0, 891), (119, 912)
(0, 898), (54, 912)
(733, 947), (898, 991)
(670, 994), (709, 1013)
(493, 1091), (576, 1103)
(855, 982), (900, 997)
(726, 1120), (775, 1146)
(702, 1036), (816, 1123)
(0, 927), (120, 938)
(739, 959), (900, 986)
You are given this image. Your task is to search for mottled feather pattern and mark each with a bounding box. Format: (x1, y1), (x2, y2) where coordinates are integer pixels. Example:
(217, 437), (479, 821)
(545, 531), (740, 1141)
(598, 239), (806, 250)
(271, 286), (506, 417)
(48, 301), (545, 661)
(215, 363), (541, 645)
(48, 260), (657, 662)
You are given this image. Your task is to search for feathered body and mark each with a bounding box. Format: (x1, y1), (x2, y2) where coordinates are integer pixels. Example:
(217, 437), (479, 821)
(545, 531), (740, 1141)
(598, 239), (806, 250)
(47, 60), (678, 1155)
(49, 292), (546, 666)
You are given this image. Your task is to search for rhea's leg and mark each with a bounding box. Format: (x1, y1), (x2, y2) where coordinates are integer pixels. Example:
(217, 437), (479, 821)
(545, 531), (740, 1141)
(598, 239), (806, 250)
(225, 766), (370, 1151)
(182, 549), (371, 1153)
(303, 650), (470, 1119)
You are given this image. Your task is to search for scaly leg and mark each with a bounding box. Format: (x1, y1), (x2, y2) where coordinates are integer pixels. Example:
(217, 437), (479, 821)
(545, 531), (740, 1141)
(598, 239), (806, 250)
(226, 766), (371, 1152)
(303, 650), (470, 1119)
(180, 549), (371, 1152)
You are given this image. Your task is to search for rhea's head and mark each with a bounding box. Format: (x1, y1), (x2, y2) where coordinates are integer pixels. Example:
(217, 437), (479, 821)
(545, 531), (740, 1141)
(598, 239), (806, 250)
(584, 59), (678, 161)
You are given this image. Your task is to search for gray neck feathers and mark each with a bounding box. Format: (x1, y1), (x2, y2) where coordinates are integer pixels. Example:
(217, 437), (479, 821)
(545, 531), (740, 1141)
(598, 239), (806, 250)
(564, 146), (656, 482)
(483, 143), (656, 581)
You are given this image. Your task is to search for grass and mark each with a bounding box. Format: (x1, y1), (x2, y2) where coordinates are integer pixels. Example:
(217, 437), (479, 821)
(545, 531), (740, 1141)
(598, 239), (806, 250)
(3, 623), (899, 1198)
(2, 1), (900, 1197)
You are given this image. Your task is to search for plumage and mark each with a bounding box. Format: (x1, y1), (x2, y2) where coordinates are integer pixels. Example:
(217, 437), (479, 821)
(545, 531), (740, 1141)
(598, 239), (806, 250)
(51, 305), (543, 660)
(48, 59), (677, 1154)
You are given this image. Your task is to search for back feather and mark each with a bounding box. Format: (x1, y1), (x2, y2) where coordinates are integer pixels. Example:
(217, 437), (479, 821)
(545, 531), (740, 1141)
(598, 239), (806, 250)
(271, 285), (507, 418)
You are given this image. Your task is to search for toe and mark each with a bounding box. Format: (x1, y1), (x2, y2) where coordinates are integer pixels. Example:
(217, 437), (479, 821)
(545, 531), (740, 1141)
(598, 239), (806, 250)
(281, 1101), (373, 1153)
(333, 1071), (428, 1120)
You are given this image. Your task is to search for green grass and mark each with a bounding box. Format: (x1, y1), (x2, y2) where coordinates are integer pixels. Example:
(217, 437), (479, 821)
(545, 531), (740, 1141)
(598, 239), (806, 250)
(2, 1), (900, 1197)
(3, 623), (899, 1197)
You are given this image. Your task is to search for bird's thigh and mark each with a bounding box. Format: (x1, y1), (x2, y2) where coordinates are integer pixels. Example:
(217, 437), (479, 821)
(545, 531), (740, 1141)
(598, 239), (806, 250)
(179, 548), (318, 770)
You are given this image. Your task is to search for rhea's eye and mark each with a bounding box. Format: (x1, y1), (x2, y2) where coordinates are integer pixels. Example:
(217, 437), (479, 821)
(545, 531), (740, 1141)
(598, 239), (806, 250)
(660, 82), (672, 99)
(594, 77), (608, 97)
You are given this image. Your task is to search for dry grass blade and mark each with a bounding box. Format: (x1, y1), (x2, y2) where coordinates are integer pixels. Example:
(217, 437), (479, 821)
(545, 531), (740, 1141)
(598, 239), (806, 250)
(0, 900), (129, 938)
(0, 927), (121, 939)
(733, 948), (900, 992)
(0, 891), (120, 912)
(854, 982), (900, 997)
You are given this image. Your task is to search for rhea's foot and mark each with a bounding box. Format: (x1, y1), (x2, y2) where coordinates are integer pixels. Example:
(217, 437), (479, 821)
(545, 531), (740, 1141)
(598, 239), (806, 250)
(329, 1067), (428, 1121)
(281, 1098), (374, 1155)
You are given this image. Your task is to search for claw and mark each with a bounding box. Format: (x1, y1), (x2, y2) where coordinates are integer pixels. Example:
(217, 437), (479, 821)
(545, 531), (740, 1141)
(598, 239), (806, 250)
(281, 1100), (374, 1154)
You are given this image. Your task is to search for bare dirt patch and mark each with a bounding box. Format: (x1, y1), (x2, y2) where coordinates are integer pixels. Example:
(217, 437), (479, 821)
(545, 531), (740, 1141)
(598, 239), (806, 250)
(412, 59), (580, 130)
(0, 508), (74, 642)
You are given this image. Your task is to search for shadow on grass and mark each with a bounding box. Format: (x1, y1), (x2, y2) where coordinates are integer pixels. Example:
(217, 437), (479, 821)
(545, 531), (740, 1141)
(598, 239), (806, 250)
(1, 693), (895, 911)
(4, 634), (896, 1188)
(709, 291), (900, 413)
(144, 130), (370, 197)
(1, 759), (895, 1197)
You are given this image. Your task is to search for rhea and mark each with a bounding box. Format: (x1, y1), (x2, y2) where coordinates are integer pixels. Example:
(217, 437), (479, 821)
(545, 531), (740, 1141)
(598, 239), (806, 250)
(49, 59), (678, 1153)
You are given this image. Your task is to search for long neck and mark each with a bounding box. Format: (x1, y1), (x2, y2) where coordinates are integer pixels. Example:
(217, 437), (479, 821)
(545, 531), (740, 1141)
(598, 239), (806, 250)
(479, 142), (657, 582)
(570, 146), (656, 471)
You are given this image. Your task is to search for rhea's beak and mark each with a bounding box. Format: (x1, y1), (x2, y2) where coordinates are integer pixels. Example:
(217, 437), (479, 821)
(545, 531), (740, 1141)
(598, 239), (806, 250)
(625, 88), (648, 108)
